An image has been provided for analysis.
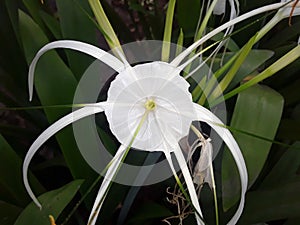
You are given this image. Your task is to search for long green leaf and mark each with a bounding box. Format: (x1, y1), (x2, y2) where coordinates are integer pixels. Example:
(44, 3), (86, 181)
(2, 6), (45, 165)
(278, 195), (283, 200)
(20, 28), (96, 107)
(22, 0), (46, 32)
(0, 134), (44, 207)
(209, 35), (257, 100)
(117, 153), (162, 225)
(88, 0), (121, 50)
(260, 142), (300, 188)
(161, 0), (176, 62)
(196, 48), (273, 105)
(127, 202), (173, 224)
(195, 0), (218, 41)
(175, 28), (184, 56)
(56, 0), (97, 78)
(0, 201), (22, 225)
(176, 0), (201, 38)
(5, 0), (22, 46)
(226, 50), (274, 90)
(212, 44), (300, 106)
(238, 181), (300, 224)
(222, 84), (284, 211)
(39, 10), (62, 40)
(14, 180), (83, 225)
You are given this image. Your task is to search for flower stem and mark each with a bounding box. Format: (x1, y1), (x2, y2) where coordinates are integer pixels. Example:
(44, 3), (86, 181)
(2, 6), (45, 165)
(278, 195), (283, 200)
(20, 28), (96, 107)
(209, 163), (219, 225)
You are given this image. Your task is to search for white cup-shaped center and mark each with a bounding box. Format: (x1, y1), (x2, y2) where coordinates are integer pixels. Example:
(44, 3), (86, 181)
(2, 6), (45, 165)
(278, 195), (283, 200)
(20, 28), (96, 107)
(105, 61), (194, 151)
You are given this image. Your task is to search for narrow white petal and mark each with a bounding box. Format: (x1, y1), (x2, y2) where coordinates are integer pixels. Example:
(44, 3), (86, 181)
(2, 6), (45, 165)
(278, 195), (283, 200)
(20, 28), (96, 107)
(23, 102), (107, 208)
(278, 0), (300, 18)
(173, 146), (205, 225)
(171, 2), (286, 67)
(155, 114), (204, 225)
(87, 144), (127, 225)
(193, 103), (247, 224)
(184, 0), (237, 80)
(28, 40), (125, 100)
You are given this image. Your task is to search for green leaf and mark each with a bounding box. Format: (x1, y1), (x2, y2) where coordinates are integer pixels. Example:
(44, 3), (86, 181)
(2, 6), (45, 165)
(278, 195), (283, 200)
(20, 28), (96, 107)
(19, 10), (97, 192)
(214, 44), (300, 106)
(226, 50), (274, 90)
(222, 85), (284, 211)
(22, 0), (46, 32)
(238, 181), (300, 224)
(277, 119), (300, 141)
(161, 0), (176, 62)
(279, 78), (300, 106)
(0, 134), (44, 207)
(261, 142), (300, 188)
(1, 1), (28, 87)
(56, 0), (97, 78)
(101, 0), (133, 43)
(209, 34), (257, 100)
(194, 0), (218, 41)
(263, 20), (300, 49)
(176, 0), (201, 38)
(0, 201), (22, 225)
(196, 49), (273, 105)
(127, 202), (173, 224)
(117, 153), (162, 225)
(88, 0), (121, 51)
(14, 180), (83, 225)
(39, 10), (62, 40)
(209, 29), (240, 52)
(175, 28), (184, 56)
(5, 0), (22, 46)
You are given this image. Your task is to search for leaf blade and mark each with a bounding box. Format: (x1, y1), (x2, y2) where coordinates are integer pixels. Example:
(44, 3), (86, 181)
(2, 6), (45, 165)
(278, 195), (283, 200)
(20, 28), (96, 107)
(222, 84), (284, 211)
(14, 180), (84, 225)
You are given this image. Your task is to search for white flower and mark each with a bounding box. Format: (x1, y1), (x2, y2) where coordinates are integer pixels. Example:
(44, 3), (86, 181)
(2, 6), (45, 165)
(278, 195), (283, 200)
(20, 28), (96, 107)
(22, 1), (300, 225)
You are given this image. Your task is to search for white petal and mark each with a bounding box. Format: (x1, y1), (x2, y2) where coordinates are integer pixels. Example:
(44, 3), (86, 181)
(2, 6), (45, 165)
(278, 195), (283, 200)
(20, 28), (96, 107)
(23, 102), (107, 208)
(277, 0), (300, 18)
(193, 103), (247, 224)
(164, 151), (204, 225)
(172, 146), (205, 225)
(28, 40), (125, 100)
(171, 2), (287, 67)
(87, 144), (127, 225)
(155, 117), (204, 225)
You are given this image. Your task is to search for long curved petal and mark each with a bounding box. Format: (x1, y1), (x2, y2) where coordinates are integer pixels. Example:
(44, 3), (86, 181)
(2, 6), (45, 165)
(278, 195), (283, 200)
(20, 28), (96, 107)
(28, 40), (125, 100)
(172, 146), (206, 225)
(23, 102), (107, 208)
(171, 2), (290, 67)
(164, 150), (204, 225)
(193, 103), (247, 224)
(154, 114), (204, 225)
(87, 144), (127, 225)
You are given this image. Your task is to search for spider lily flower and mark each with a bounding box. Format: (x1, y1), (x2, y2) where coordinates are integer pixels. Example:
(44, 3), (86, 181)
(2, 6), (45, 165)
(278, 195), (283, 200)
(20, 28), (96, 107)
(22, 1), (300, 225)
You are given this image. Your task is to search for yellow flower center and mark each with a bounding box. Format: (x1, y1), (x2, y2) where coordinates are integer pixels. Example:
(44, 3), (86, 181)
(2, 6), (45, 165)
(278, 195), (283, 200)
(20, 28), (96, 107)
(144, 99), (156, 111)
